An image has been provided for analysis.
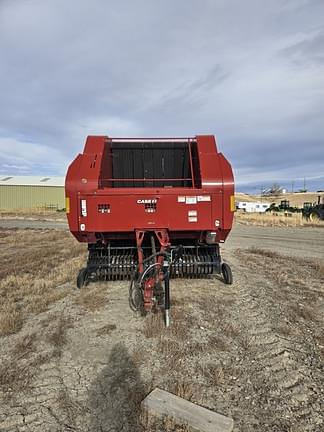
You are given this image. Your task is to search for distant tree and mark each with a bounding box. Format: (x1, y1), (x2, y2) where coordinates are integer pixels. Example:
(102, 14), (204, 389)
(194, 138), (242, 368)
(268, 183), (283, 196)
(298, 188), (308, 193)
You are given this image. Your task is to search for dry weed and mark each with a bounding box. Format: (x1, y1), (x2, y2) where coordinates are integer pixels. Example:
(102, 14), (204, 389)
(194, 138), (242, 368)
(248, 247), (279, 259)
(12, 333), (36, 359)
(0, 357), (33, 398)
(201, 363), (226, 386)
(96, 323), (117, 336)
(202, 362), (239, 387)
(0, 230), (86, 336)
(156, 337), (182, 360)
(75, 286), (107, 312)
(0, 208), (64, 219)
(235, 211), (324, 227)
(275, 323), (294, 336)
(48, 315), (73, 357)
(208, 335), (228, 351)
(0, 304), (23, 336)
(143, 312), (166, 338)
(173, 382), (194, 401)
(222, 322), (240, 338)
(0, 338), (49, 400)
(141, 411), (190, 432)
(287, 304), (316, 323)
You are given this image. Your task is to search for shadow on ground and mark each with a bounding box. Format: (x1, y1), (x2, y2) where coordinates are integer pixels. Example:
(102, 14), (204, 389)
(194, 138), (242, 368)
(89, 342), (146, 432)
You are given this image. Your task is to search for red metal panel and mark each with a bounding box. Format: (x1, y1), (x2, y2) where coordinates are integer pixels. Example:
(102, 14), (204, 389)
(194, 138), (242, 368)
(196, 135), (223, 190)
(77, 193), (214, 233)
(219, 152), (235, 239)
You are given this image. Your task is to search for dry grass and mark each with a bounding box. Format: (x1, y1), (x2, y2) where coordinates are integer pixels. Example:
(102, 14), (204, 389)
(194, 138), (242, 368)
(208, 335), (229, 352)
(172, 382), (194, 402)
(75, 285), (108, 312)
(0, 229), (86, 336)
(236, 247), (323, 346)
(143, 312), (167, 338)
(96, 323), (117, 336)
(141, 411), (190, 432)
(48, 315), (73, 357)
(235, 211), (324, 227)
(0, 333), (49, 399)
(247, 247), (324, 281)
(222, 322), (240, 338)
(287, 304), (316, 323)
(0, 304), (23, 336)
(200, 362), (239, 387)
(0, 208), (64, 219)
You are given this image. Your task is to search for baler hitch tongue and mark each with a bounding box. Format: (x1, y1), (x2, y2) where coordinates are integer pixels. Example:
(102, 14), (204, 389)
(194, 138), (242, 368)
(129, 247), (183, 327)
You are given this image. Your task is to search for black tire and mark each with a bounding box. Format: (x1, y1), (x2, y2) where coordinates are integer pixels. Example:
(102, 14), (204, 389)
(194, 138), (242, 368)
(77, 268), (88, 289)
(222, 263), (233, 285)
(309, 211), (320, 222)
(129, 279), (144, 313)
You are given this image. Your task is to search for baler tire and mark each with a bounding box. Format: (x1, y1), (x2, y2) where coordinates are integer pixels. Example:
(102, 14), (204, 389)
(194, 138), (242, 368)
(77, 268), (89, 289)
(129, 279), (144, 314)
(222, 263), (233, 285)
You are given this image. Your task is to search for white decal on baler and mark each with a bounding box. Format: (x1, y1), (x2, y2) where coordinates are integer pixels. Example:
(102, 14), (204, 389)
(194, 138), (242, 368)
(188, 210), (197, 216)
(185, 196), (197, 204)
(177, 196), (186, 202)
(188, 216), (198, 222)
(197, 195), (211, 202)
(81, 199), (87, 217)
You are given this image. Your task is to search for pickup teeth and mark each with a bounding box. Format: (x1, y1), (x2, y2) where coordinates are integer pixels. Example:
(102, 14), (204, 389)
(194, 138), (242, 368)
(86, 245), (221, 280)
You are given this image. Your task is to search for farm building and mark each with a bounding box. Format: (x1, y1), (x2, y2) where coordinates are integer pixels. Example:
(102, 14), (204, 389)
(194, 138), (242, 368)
(0, 176), (65, 210)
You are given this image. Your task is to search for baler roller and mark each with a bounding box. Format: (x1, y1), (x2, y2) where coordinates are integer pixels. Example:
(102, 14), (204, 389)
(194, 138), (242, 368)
(84, 244), (221, 281)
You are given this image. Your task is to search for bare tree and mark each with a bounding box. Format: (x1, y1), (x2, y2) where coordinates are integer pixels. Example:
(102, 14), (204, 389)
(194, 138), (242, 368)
(268, 183), (283, 196)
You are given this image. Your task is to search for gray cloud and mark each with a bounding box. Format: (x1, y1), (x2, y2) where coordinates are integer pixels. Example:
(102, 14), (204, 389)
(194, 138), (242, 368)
(0, 0), (323, 191)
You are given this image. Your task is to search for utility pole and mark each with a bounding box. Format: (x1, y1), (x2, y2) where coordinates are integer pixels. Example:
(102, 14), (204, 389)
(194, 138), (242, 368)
(303, 177), (306, 191)
(291, 180), (295, 193)
(260, 185), (263, 202)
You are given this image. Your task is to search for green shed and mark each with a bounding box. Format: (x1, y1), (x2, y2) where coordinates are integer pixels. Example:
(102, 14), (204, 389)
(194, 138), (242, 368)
(0, 176), (65, 210)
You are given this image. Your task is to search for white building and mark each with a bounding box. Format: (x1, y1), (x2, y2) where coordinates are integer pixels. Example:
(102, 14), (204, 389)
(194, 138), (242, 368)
(236, 201), (270, 213)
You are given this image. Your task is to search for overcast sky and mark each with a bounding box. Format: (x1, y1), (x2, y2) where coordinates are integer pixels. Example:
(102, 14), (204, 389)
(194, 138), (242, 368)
(0, 0), (323, 191)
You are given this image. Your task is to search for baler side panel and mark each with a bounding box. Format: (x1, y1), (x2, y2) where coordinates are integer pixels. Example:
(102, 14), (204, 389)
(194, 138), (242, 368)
(219, 153), (235, 238)
(65, 136), (107, 239)
(65, 154), (83, 236)
(196, 135), (223, 189)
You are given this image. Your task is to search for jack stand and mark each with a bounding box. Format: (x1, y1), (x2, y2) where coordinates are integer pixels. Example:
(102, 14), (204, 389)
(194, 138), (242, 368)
(164, 260), (171, 328)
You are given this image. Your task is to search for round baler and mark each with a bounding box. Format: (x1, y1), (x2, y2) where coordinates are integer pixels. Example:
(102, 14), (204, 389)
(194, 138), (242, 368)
(65, 135), (235, 324)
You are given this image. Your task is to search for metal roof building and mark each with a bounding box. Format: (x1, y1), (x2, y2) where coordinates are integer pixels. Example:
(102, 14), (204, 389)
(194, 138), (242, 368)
(0, 176), (65, 210)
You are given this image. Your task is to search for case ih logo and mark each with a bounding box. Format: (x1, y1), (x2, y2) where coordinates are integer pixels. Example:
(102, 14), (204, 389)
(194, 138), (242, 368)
(137, 199), (158, 204)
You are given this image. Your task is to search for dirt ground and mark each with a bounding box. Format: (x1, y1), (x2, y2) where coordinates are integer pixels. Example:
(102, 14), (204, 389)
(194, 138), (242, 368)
(0, 227), (323, 431)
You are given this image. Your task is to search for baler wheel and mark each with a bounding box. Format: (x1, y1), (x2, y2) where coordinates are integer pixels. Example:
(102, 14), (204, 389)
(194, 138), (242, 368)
(77, 268), (89, 289)
(129, 279), (144, 314)
(222, 263), (233, 285)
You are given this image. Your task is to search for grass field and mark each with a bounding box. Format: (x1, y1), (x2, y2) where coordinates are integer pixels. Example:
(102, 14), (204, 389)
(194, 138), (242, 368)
(235, 211), (324, 227)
